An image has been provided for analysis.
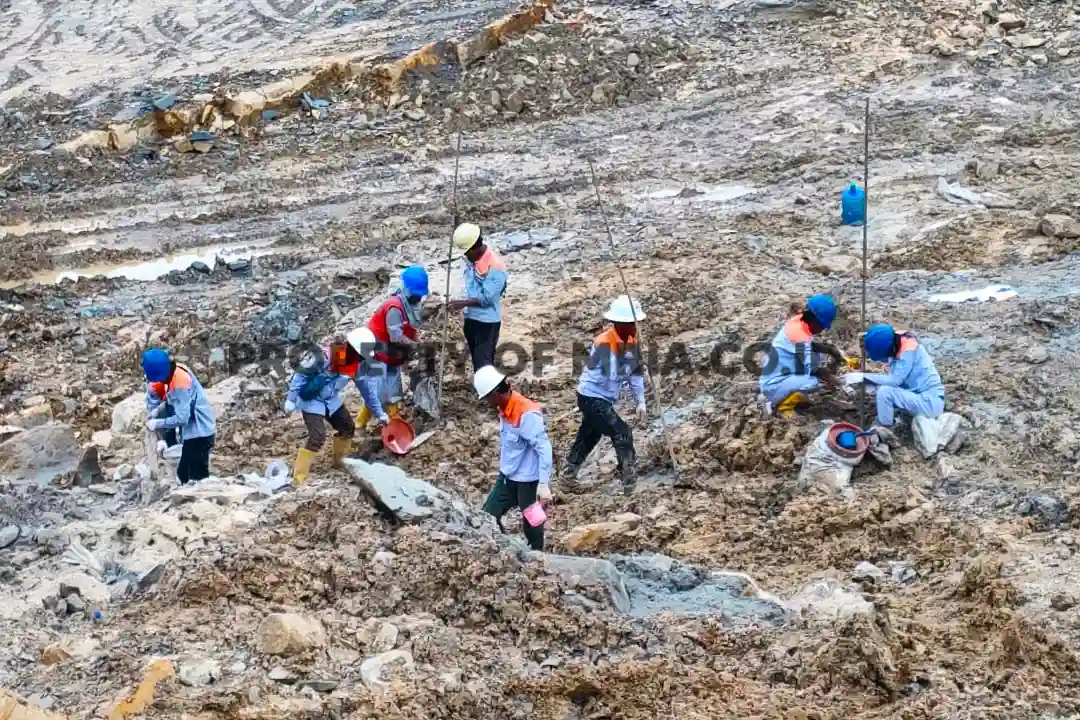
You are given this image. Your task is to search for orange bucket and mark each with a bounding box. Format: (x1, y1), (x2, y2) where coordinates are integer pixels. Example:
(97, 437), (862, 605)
(382, 418), (416, 455)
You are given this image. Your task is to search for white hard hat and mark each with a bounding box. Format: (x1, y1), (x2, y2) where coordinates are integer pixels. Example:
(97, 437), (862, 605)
(346, 326), (377, 361)
(473, 365), (506, 398)
(299, 350), (319, 370)
(453, 223), (482, 251)
(603, 295), (647, 323)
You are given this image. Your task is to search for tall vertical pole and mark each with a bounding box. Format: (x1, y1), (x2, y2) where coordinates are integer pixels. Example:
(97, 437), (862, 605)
(859, 97), (870, 429)
(436, 129), (463, 420)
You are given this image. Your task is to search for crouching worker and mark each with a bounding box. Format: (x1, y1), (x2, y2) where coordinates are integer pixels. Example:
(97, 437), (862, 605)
(843, 324), (945, 438)
(141, 349), (216, 484)
(346, 327), (397, 428)
(475, 366), (553, 551)
(358, 265), (429, 427)
(563, 295), (647, 495)
(285, 341), (356, 484)
(759, 294), (855, 419)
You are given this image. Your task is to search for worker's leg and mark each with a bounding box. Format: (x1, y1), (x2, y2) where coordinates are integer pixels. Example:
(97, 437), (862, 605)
(588, 396), (636, 491)
(355, 404), (372, 429)
(481, 473), (516, 531)
(179, 435), (215, 483)
(303, 412), (328, 451)
(765, 376), (821, 418)
(514, 479), (543, 551)
(875, 386), (944, 427)
(384, 366), (403, 419)
(327, 405), (355, 467)
(564, 393), (604, 473)
(464, 319), (500, 370)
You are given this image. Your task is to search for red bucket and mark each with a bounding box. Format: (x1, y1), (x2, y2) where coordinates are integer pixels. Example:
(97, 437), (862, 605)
(381, 418), (416, 455)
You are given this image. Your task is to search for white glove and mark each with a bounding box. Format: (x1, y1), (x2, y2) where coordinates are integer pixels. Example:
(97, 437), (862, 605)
(842, 372), (865, 386)
(148, 404), (164, 419)
(284, 400), (296, 414)
(377, 413), (390, 425)
(537, 485), (553, 503)
(147, 418), (164, 432)
(635, 404), (648, 423)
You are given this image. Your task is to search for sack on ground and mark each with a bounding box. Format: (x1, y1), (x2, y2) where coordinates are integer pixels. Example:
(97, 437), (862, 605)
(798, 427), (865, 498)
(912, 412), (964, 459)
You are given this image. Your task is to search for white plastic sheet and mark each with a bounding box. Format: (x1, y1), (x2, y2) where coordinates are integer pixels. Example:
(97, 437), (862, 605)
(928, 285), (1017, 304)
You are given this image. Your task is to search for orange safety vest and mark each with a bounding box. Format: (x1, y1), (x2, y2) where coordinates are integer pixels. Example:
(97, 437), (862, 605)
(501, 391), (542, 428)
(367, 296), (419, 366)
(148, 364), (194, 400)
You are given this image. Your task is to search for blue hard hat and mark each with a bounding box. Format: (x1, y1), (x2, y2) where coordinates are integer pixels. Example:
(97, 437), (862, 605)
(142, 348), (171, 383)
(805, 294), (837, 330)
(864, 323), (896, 362)
(401, 266), (429, 298)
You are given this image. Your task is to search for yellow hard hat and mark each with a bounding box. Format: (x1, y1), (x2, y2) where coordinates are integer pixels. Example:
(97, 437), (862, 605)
(453, 223), (481, 251)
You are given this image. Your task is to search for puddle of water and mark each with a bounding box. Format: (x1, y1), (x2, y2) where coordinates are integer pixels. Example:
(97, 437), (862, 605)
(928, 285), (1018, 304)
(1, 242), (276, 289)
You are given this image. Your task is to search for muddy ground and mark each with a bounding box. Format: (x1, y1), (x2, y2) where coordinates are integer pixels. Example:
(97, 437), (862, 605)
(4, 0), (1080, 716)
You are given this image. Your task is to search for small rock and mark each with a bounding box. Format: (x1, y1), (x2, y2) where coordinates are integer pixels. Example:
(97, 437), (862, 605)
(58, 582), (82, 599)
(956, 23), (983, 40)
(591, 84), (609, 104)
(852, 561), (886, 583)
(489, 90), (502, 108)
(1051, 592), (1077, 611)
(997, 12), (1025, 30)
(113, 464), (134, 481)
(360, 650), (414, 690)
(505, 90), (526, 114)
(91, 430), (113, 448)
(179, 659), (220, 687)
(372, 623), (399, 653)
(403, 108), (426, 121)
(88, 484), (118, 496)
(0, 525), (19, 549)
(1057, 47), (1071, 58)
(1039, 214), (1080, 238)
(74, 446), (104, 487)
(65, 594), (86, 613)
(626, 52), (640, 68)
(302, 679), (340, 693)
(268, 666), (298, 684)
(1031, 52), (1048, 66)
(41, 644), (71, 666)
(256, 613), (328, 656)
(563, 513), (641, 553)
(36, 137), (54, 150)
(1024, 345), (1049, 364)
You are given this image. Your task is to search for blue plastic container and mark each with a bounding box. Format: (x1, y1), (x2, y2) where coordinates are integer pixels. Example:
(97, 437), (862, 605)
(837, 430), (858, 449)
(841, 183), (866, 226)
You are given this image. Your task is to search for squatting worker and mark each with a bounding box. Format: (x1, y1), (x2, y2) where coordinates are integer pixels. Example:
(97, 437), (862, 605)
(347, 326), (395, 429)
(562, 295), (648, 496)
(142, 349), (217, 484)
(284, 340), (356, 485)
(758, 294), (856, 419)
(358, 265), (429, 427)
(843, 323), (945, 438)
(448, 223), (508, 371)
(476, 365), (553, 551)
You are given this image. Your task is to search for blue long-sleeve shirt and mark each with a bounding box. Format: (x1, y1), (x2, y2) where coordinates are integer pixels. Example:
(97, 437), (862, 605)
(353, 359), (402, 420)
(499, 393), (553, 485)
(285, 354), (352, 416)
(863, 335), (944, 397)
(577, 328), (646, 407)
(148, 365), (216, 441)
(463, 247), (507, 324)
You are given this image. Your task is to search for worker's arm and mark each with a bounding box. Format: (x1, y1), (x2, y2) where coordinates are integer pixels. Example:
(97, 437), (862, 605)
(385, 307), (416, 345)
(810, 341), (847, 364)
(473, 269), (507, 309)
(145, 385), (163, 416)
(285, 372), (306, 406)
(625, 367), (646, 407)
(863, 353), (915, 388)
(520, 413), (553, 485)
(158, 388), (191, 429)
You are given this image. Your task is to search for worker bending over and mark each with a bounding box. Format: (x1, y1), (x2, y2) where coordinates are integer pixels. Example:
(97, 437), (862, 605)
(844, 323), (945, 435)
(759, 294), (855, 419)
(142, 349), (217, 484)
(476, 366), (553, 551)
(346, 326), (397, 427)
(284, 340), (356, 484)
(563, 295), (648, 496)
(359, 265), (429, 427)
(448, 223), (508, 371)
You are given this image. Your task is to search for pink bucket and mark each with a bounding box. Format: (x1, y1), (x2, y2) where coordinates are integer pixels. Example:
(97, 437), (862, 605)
(523, 501), (547, 527)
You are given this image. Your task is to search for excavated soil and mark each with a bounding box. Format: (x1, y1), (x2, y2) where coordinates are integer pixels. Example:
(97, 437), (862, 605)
(5, 0), (1080, 717)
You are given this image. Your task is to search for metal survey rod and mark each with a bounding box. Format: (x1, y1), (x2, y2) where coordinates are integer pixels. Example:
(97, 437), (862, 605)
(436, 129), (463, 420)
(859, 97), (871, 429)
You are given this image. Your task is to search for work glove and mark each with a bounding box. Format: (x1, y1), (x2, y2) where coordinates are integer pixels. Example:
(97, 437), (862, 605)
(148, 404), (164, 419)
(537, 485), (553, 504)
(284, 400), (296, 414)
(376, 412), (390, 426)
(841, 372), (865, 386)
(635, 404), (648, 424)
(845, 356), (861, 371)
(146, 418), (165, 432)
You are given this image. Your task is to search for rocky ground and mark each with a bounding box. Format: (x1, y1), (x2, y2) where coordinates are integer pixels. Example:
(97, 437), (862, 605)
(4, 0), (1080, 716)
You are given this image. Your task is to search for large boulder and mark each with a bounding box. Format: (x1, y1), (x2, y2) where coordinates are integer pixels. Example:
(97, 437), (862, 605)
(0, 423), (80, 482)
(256, 613), (328, 656)
(562, 513), (641, 553)
(343, 459), (452, 523)
(111, 392), (146, 435)
(535, 553), (631, 613)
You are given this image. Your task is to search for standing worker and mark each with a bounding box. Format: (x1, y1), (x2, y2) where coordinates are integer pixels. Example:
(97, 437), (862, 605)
(358, 266), (429, 427)
(284, 340), (357, 484)
(447, 223), (508, 371)
(475, 365), (553, 551)
(141, 349), (217, 484)
(843, 323), (945, 437)
(562, 295), (648, 496)
(758, 294), (857, 419)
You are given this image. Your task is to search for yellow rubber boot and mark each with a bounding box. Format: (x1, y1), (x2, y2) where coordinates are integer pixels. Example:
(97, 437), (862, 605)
(293, 447), (315, 486)
(386, 403), (401, 420)
(332, 436), (351, 467)
(355, 404), (372, 429)
(776, 392), (808, 419)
